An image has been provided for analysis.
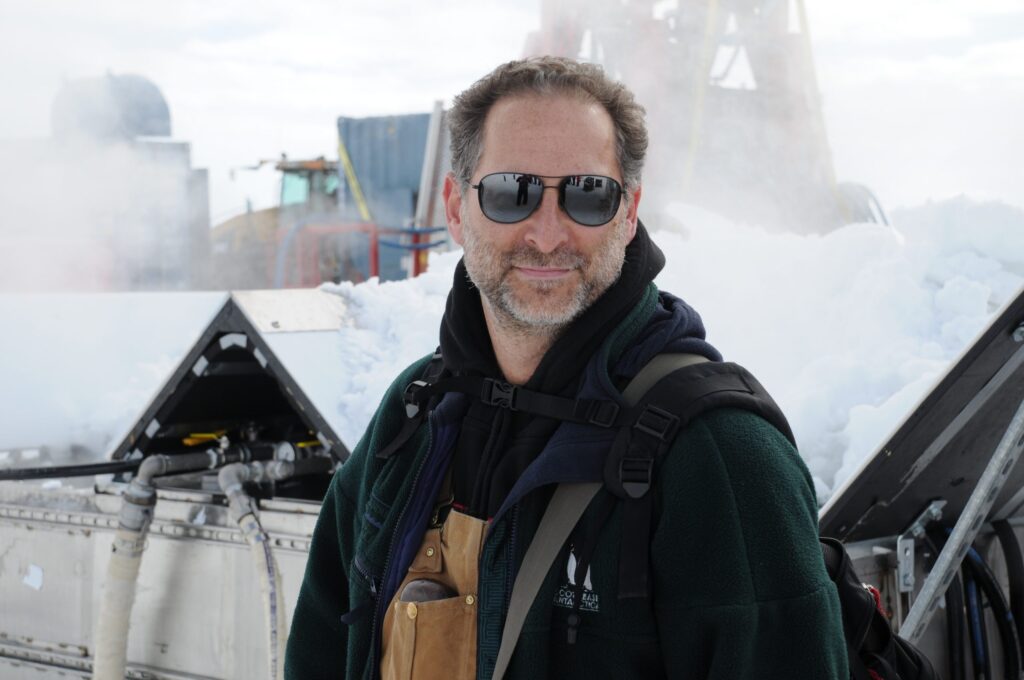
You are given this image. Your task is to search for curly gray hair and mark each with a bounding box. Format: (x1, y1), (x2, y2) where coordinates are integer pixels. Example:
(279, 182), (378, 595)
(448, 57), (648, 193)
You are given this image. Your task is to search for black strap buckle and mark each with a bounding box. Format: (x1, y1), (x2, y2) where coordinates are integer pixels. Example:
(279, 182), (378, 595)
(633, 405), (679, 441)
(482, 379), (517, 410)
(619, 457), (654, 499)
(423, 349), (445, 380)
(403, 380), (429, 418)
(586, 400), (620, 427)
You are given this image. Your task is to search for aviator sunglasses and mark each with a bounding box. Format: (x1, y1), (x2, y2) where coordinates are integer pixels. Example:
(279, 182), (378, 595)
(471, 172), (624, 227)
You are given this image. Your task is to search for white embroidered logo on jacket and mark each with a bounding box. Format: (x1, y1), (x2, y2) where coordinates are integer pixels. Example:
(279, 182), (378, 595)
(554, 546), (599, 612)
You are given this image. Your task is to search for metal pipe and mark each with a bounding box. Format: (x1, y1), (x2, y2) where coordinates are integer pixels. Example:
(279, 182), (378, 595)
(900, 396), (1024, 643)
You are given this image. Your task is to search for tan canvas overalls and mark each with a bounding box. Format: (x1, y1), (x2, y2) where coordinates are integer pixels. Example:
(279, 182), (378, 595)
(380, 487), (487, 680)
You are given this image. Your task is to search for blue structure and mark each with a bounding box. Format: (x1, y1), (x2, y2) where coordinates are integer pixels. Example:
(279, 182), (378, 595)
(336, 113), (435, 281)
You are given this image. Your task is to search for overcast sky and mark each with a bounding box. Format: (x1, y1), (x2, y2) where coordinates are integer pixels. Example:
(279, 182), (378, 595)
(1, 0), (1021, 222)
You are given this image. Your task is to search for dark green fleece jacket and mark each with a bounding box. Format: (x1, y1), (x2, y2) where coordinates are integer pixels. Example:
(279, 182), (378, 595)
(285, 288), (847, 679)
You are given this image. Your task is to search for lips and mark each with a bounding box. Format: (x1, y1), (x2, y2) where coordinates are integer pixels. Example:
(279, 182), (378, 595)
(513, 266), (573, 279)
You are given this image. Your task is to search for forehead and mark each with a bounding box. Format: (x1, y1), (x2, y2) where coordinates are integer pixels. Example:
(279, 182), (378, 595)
(475, 93), (619, 179)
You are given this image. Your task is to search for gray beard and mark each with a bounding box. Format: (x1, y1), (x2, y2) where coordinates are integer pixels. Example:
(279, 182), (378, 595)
(459, 212), (630, 338)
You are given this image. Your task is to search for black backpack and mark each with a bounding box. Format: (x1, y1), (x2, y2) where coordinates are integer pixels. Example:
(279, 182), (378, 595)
(822, 537), (938, 680)
(387, 351), (940, 679)
(601, 357), (940, 680)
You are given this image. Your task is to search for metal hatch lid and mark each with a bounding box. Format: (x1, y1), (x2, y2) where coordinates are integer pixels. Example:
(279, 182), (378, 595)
(234, 289), (358, 453)
(820, 283), (1024, 542)
(108, 289), (353, 467)
(231, 288), (351, 334)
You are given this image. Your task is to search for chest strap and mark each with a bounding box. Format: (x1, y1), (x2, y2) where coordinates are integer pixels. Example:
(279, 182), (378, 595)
(411, 376), (620, 426)
(377, 360), (623, 460)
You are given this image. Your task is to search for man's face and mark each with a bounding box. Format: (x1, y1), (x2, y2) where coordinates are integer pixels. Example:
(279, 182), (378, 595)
(445, 93), (641, 333)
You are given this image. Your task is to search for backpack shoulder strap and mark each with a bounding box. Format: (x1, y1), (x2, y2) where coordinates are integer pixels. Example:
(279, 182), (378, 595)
(492, 353), (711, 679)
(606, 357), (796, 498)
(376, 348), (446, 459)
(492, 481), (602, 680)
(621, 353), (710, 404)
(608, 355), (795, 600)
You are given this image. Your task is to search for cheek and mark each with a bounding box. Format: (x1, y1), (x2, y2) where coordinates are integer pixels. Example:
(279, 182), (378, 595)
(577, 228), (612, 259)
(467, 219), (520, 256)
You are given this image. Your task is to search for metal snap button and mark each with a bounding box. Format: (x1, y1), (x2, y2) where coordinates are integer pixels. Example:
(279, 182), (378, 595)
(406, 602), (418, 619)
(465, 595), (476, 605)
(425, 546), (435, 557)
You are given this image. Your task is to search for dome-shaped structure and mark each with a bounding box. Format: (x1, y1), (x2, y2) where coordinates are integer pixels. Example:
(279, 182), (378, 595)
(51, 73), (171, 141)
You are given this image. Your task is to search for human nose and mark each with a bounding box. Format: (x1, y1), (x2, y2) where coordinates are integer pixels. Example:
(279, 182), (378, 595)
(522, 185), (570, 253)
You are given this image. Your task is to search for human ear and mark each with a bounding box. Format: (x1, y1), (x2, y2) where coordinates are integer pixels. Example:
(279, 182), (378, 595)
(624, 185), (642, 241)
(444, 173), (466, 246)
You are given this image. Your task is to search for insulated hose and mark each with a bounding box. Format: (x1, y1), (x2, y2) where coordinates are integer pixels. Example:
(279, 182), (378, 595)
(965, 575), (992, 680)
(218, 457), (332, 680)
(92, 448), (251, 680)
(0, 459), (140, 481)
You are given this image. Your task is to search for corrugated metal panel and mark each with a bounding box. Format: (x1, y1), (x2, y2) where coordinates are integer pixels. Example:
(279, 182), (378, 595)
(336, 112), (453, 281)
(337, 113), (430, 228)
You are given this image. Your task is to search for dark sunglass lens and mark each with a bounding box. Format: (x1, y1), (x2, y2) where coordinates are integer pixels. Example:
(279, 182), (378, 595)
(562, 175), (622, 226)
(479, 173), (542, 223)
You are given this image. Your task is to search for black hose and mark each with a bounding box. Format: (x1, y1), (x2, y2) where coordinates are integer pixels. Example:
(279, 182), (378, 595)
(992, 519), (1024, 654)
(965, 574), (992, 680)
(926, 531), (967, 680)
(945, 568), (969, 680)
(0, 441), (294, 483)
(0, 459), (140, 481)
(964, 546), (1022, 680)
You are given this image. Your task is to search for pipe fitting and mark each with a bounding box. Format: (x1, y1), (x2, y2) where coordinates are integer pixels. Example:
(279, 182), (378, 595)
(219, 463), (260, 523)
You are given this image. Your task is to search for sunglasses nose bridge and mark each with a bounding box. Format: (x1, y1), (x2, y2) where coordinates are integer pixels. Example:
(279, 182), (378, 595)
(528, 183), (570, 222)
(521, 184), (574, 252)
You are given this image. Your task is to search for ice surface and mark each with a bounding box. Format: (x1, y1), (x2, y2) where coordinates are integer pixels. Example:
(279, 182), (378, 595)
(0, 198), (1021, 503)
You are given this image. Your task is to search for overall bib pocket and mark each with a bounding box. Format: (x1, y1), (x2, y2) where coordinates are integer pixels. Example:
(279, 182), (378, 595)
(381, 511), (488, 680)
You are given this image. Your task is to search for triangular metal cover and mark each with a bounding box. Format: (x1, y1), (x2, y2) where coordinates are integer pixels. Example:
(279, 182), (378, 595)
(109, 289), (351, 465)
(821, 285), (1024, 541)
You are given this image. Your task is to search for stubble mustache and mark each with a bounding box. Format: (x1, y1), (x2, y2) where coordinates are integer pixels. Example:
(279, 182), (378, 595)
(501, 245), (586, 272)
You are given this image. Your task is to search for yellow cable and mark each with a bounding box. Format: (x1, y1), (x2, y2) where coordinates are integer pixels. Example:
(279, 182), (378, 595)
(183, 431), (227, 447)
(337, 138), (374, 222)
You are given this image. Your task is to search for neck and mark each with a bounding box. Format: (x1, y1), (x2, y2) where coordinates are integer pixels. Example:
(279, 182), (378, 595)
(480, 298), (563, 385)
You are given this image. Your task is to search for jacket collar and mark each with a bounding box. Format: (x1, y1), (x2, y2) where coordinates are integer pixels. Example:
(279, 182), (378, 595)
(488, 283), (722, 529)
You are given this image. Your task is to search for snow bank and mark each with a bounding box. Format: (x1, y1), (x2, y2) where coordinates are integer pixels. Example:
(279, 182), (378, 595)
(291, 254), (460, 450)
(655, 199), (1023, 502)
(316, 198), (1024, 503)
(1, 197), (1020, 504)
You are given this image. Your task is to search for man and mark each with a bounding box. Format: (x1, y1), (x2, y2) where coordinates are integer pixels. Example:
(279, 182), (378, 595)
(286, 57), (847, 679)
